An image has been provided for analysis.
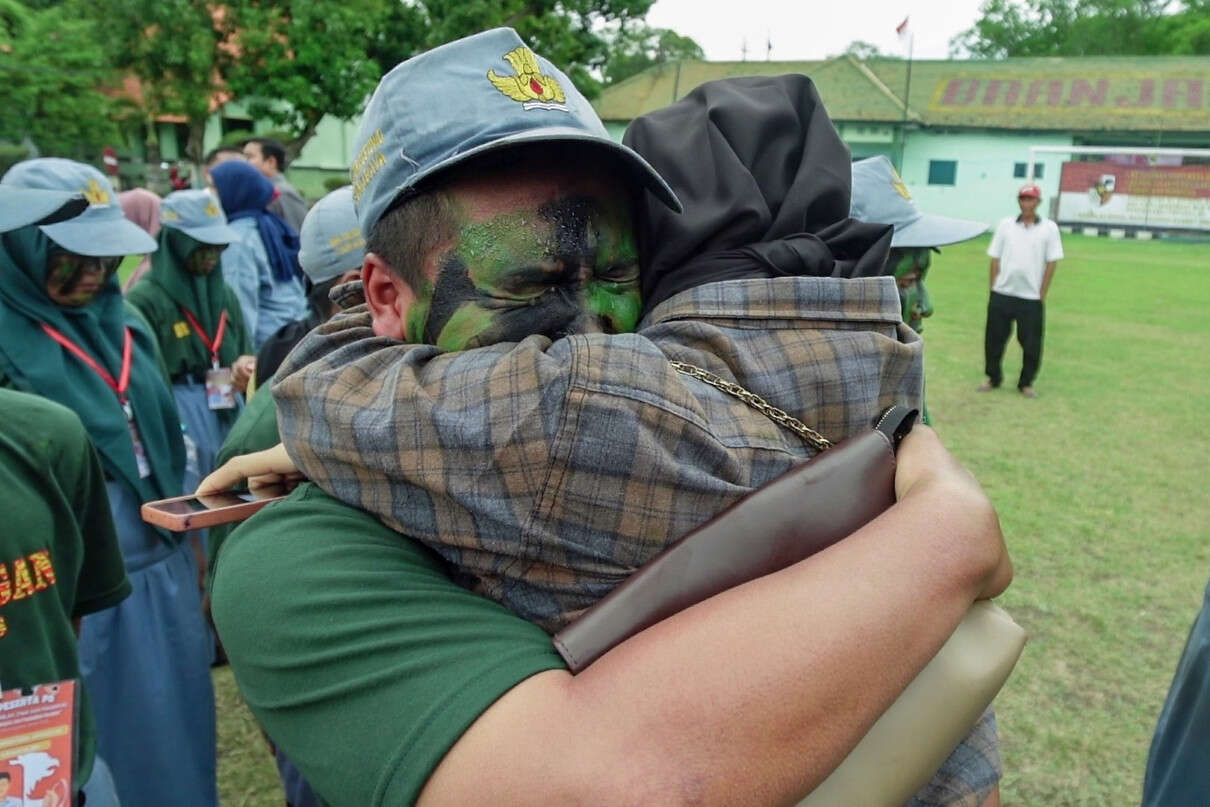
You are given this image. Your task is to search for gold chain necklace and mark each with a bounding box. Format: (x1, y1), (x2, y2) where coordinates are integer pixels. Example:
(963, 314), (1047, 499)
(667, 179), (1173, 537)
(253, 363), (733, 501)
(668, 361), (833, 453)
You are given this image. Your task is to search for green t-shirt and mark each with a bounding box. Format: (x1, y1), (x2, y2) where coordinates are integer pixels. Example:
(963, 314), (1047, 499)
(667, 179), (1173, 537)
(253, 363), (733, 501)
(210, 484), (566, 806)
(206, 385), (282, 581)
(0, 389), (132, 784)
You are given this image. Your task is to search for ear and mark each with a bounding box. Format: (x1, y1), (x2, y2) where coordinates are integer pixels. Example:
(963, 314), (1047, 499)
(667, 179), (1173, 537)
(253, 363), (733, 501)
(362, 253), (416, 340)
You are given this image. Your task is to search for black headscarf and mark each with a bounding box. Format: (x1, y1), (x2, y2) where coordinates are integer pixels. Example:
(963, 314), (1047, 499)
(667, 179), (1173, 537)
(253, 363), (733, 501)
(623, 74), (892, 313)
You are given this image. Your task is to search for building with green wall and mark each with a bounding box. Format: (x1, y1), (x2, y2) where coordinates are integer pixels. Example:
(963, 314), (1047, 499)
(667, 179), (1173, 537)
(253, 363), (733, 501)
(592, 55), (1210, 228)
(167, 54), (1210, 224)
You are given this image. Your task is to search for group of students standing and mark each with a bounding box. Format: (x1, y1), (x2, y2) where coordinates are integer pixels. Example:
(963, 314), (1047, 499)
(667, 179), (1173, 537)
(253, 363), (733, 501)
(0, 142), (335, 806)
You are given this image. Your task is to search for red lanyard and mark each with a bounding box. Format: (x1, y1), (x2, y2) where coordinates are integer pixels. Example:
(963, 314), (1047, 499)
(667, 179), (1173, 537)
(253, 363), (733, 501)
(41, 323), (133, 404)
(180, 308), (228, 367)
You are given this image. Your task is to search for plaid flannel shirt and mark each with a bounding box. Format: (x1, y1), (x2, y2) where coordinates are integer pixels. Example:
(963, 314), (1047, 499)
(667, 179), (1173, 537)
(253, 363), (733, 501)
(274, 275), (922, 631)
(273, 275), (1002, 804)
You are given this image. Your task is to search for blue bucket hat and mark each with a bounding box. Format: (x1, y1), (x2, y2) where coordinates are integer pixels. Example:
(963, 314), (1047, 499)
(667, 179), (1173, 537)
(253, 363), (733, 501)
(850, 156), (986, 248)
(160, 189), (238, 245)
(351, 27), (681, 235)
(1, 158), (159, 256)
(298, 186), (365, 284)
(0, 187), (88, 233)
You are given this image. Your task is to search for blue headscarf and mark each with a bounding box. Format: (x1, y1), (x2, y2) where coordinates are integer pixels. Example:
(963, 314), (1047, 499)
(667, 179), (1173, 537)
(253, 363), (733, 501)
(211, 161), (301, 283)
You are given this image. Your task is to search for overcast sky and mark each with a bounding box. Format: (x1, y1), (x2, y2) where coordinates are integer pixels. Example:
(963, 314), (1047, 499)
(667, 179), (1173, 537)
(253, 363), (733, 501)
(646, 0), (989, 61)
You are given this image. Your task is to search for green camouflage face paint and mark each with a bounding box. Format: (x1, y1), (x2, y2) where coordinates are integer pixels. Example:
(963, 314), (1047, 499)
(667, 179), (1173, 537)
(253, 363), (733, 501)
(416, 192), (641, 350)
(44, 250), (119, 307)
(888, 247), (934, 333)
(185, 245), (223, 276)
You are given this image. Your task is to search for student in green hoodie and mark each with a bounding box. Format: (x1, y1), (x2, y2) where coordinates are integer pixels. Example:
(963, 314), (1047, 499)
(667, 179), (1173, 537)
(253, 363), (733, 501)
(127, 189), (254, 487)
(0, 159), (217, 807)
(0, 184), (126, 807)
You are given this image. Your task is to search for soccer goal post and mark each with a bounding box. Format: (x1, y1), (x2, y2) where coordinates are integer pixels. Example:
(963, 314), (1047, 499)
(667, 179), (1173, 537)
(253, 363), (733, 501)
(1026, 145), (1210, 236)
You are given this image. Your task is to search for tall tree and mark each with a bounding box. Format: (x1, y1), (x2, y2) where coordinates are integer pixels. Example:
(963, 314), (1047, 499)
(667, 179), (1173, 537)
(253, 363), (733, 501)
(219, 0), (390, 158)
(80, 0), (228, 167)
(0, 1), (125, 159)
(952, 0), (1210, 57)
(367, 0), (659, 99)
(603, 25), (704, 85)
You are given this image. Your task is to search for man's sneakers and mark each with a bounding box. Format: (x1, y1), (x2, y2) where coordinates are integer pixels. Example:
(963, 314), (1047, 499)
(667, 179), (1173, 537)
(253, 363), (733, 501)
(975, 381), (1038, 398)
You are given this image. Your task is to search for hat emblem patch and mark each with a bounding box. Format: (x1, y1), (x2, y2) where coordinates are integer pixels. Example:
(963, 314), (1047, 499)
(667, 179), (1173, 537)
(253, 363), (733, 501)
(204, 200), (221, 217)
(488, 46), (569, 112)
(82, 179), (111, 206)
(889, 168), (911, 200)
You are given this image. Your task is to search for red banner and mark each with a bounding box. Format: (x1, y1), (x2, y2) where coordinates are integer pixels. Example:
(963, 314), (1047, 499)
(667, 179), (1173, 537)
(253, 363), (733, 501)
(1058, 160), (1210, 230)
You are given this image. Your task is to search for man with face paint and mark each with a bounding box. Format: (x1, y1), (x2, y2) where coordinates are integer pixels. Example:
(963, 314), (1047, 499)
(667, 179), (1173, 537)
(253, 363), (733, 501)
(850, 156), (988, 425)
(210, 30), (1012, 807)
(127, 189), (255, 488)
(269, 48), (925, 632)
(851, 156), (987, 334)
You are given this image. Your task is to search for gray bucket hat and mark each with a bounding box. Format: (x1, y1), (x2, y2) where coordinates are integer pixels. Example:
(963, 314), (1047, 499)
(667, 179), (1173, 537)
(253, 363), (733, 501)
(850, 156), (986, 248)
(160, 189), (238, 245)
(350, 27), (681, 234)
(2, 158), (158, 256)
(0, 187), (88, 233)
(298, 186), (365, 284)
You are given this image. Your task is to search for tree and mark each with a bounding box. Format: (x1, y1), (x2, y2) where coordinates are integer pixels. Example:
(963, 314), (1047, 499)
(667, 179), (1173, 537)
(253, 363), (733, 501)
(80, 0), (228, 168)
(367, 0), (660, 99)
(951, 0), (1210, 57)
(602, 25), (704, 85)
(0, 2), (126, 159)
(77, 0), (392, 162)
(838, 40), (898, 60)
(219, 1), (390, 158)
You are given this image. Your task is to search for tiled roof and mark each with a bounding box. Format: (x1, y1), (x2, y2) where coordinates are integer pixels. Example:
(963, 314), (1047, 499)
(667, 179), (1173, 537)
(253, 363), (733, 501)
(594, 55), (1210, 132)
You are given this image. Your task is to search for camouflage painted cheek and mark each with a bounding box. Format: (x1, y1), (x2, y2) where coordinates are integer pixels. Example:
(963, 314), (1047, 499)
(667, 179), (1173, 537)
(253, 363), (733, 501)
(586, 281), (641, 333)
(433, 303), (499, 351)
(404, 280), (434, 344)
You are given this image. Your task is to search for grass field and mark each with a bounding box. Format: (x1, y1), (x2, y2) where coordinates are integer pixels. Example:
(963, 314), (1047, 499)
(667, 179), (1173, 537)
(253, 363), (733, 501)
(212, 233), (1210, 806)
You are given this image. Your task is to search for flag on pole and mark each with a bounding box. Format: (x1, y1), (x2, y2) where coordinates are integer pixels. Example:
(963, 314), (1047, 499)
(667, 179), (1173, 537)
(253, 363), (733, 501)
(896, 16), (910, 39)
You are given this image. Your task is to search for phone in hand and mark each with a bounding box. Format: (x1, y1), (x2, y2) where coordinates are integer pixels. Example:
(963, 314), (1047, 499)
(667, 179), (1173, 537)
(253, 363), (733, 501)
(141, 487), (287, 532)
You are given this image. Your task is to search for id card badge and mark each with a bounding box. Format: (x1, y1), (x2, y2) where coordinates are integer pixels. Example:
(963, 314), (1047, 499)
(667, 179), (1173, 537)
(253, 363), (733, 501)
(206, 366), (237, 410)
(124, 401), (153, 478)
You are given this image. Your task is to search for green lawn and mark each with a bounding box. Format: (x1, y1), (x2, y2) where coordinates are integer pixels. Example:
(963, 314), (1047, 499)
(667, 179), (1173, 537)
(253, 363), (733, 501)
(213, 233), (1210, 806)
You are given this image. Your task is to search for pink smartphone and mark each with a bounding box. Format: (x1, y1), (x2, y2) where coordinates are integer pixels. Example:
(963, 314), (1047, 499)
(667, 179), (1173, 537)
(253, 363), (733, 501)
(141, 488), (287, 532)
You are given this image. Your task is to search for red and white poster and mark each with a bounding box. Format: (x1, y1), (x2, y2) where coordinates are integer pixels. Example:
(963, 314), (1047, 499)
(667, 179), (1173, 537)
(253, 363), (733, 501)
(0, 681), (76, 807)
(1058, 160), (1210, 231)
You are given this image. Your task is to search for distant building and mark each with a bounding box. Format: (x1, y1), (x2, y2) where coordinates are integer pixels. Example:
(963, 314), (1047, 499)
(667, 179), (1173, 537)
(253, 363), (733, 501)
(127, 55), (1210, 223)
(592, 55), (1210, 228)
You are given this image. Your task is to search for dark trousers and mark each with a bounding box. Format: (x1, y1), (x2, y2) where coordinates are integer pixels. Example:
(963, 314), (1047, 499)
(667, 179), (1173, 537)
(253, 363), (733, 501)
(984, 291), (1044, 389)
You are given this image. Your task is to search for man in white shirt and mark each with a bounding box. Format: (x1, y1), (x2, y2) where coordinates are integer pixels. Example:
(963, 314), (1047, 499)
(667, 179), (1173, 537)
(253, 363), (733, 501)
(978, 183), (1064, 398)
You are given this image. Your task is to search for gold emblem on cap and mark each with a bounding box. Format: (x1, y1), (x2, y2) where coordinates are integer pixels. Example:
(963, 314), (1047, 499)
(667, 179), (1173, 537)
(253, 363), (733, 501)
(82, 179), (110, 206)
(162, 209), (181, 221)
(204, 200), (220, 217)
(487, 47), (569, 111)
(889, 168), (911, 200)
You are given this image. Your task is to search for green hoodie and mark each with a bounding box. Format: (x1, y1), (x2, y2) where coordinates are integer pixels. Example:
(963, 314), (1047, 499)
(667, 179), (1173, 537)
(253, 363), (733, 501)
(0, 226), (186, 515)
(127, 227), (252, 380)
